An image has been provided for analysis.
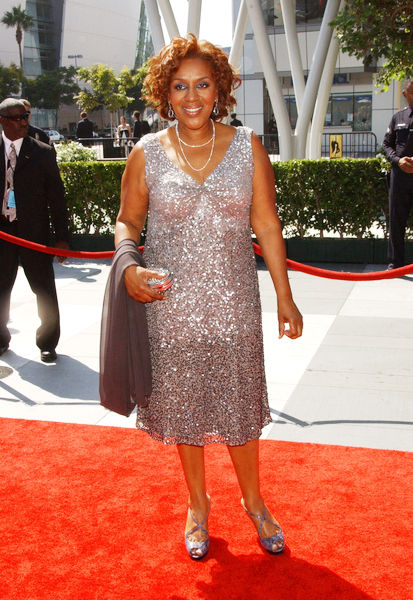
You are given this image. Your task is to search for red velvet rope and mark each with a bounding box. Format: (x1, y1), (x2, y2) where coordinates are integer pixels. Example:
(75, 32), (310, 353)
(0, 230), (115, 259)
(1, 230), (412, 281)
(251, 243), (413, 280)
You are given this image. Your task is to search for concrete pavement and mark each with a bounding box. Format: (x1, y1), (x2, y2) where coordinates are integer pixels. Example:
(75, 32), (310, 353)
(0, 257), (412, 452)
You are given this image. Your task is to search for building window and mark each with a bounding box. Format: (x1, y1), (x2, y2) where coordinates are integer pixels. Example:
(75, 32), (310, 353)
(281, 93), (372, 131)
(285, 96), (298, 129)
(325, 95), (353, 126)
(353, 95), (372, 131)
(296, 0), (327, 23)
(261, 0), (278, 26)
(260, 1), (327, 27)
(325, 94), (372, 129)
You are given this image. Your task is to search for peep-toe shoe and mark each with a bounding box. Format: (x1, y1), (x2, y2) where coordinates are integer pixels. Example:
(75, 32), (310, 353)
(241, 498), (285, 554)
(185, 496), (210, 560)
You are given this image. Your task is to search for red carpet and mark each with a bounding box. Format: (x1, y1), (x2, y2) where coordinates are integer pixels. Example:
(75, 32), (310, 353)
(0, 418), (411, 600)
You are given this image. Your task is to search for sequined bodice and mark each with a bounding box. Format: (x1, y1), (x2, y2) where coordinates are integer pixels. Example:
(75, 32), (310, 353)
(143, 127), (254, 271)
(138, 126), (270, 446)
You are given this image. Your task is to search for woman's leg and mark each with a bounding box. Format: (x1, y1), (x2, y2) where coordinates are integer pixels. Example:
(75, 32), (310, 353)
(177, 444), (210, 551)
(227, 439), (283, 550)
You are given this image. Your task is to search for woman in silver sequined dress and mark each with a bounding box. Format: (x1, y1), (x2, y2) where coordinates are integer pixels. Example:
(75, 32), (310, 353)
(115, 35), (303, 560)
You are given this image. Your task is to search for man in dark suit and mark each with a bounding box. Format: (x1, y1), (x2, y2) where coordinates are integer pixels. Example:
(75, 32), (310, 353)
(230, 113), (243, 127)
(382, 81), (413, 269)
(21, 99), (50, 144)
(132, 111), (142, 140)
(132, 110), (150, 140)
(76, 112), (94, 139)
(0, 98), (69, 362)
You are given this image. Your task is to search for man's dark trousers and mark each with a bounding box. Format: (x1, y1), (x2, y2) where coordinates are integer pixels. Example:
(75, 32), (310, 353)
(0, 219), (60, 351)
(388, 168), (413, 267)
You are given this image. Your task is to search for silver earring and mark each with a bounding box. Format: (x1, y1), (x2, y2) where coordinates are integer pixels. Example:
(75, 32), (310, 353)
(212, 100), (219, 116)
(168, 103), (175, 119)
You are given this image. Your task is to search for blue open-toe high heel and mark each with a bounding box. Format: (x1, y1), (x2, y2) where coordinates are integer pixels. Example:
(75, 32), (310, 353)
(185, 495), (210, 560)
(241, 498), (285, 554)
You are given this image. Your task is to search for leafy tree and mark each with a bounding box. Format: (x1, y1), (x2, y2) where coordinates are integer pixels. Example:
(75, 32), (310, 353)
(0, 62), (24, 97)
(331, 0), (413, 89)
(75, 64), (137, 113)
(1, 4), (34, 71)
(24, 67), (79, 128)
(125, 61), (150, 113)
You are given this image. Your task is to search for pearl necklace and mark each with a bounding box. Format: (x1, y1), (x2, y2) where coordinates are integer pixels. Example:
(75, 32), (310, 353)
(176, 120), (215, 172)
(176, 119), (215, 147)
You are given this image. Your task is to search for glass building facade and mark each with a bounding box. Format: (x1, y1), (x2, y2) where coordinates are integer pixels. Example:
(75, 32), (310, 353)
(23, 0), (64, 76)
(134, 1), (154, 70)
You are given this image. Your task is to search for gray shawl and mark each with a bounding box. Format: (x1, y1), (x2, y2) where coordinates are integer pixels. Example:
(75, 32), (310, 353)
(99, 238), (152, 416)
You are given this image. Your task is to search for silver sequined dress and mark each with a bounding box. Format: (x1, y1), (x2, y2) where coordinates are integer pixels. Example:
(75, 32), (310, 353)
(138, 126), (271, 445)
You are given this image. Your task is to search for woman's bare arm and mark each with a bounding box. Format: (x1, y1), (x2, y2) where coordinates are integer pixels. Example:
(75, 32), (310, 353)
(115, 143), (166, 303)
(250, 133), (303, 339)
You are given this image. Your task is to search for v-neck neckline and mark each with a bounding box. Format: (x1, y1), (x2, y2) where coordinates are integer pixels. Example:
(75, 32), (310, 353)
(154, 127), (240, 187)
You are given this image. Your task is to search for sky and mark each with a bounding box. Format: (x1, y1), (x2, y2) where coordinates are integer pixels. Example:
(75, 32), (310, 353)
(167, 0), (233, 48)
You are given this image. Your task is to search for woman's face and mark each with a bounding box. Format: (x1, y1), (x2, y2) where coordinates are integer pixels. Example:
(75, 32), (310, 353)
(168, 57), (217, 130)
(120, 116), (126, 124)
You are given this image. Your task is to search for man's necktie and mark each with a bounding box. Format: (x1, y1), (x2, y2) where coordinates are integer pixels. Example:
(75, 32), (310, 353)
(3, 143), (17, 222)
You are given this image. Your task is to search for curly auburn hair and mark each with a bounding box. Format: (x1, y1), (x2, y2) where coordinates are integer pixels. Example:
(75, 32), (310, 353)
(143, 34), (241, 121)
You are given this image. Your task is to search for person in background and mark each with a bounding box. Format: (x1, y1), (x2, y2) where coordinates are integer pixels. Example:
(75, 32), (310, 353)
(132, 111), (151, 140)
(132, 111), (142, 140)
(0, 98), (69, 362)
(117, 115), (132, 142)
(267, 115), (279, 153)
(268, 115), (277, 135)
(21, 99), (50, 144)
(76, 111), (94, 139)
(113, 35), (302, 560)
(230, 112), (242, 126)
(141, 117), (151, 135)
(116, 115), (132, 156)
(382, 80), (413, 270)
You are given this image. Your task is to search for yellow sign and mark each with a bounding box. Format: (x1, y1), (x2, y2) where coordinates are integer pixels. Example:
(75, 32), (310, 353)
(329, 134), (342, 158)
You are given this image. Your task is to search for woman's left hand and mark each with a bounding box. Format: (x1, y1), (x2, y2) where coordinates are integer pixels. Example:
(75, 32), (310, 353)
(277, 298), (303, 339)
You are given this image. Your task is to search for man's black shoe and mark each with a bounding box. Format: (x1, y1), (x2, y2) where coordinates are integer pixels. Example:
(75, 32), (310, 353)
(386, 263), (402, 270)
(40, 350), (57, 363)
(0, 345), (9, 356)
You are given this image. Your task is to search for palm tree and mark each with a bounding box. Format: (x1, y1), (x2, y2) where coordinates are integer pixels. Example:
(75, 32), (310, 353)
(1, 5), (34, 71)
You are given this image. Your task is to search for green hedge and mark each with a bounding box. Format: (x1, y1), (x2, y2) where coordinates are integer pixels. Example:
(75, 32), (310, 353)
(58, 158), (412, 238)
(59, 161), (124, 235)
(274, 158), (390, 238)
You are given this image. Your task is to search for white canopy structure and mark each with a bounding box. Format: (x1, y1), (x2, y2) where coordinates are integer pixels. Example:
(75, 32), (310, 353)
(143, 0), (345, 160)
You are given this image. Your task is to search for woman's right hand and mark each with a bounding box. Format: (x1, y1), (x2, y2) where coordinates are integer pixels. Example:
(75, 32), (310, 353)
(124, 265), (167, 303)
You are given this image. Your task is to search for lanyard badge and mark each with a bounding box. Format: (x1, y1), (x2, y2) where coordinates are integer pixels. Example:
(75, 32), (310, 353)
(7, 189), (16, 208)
